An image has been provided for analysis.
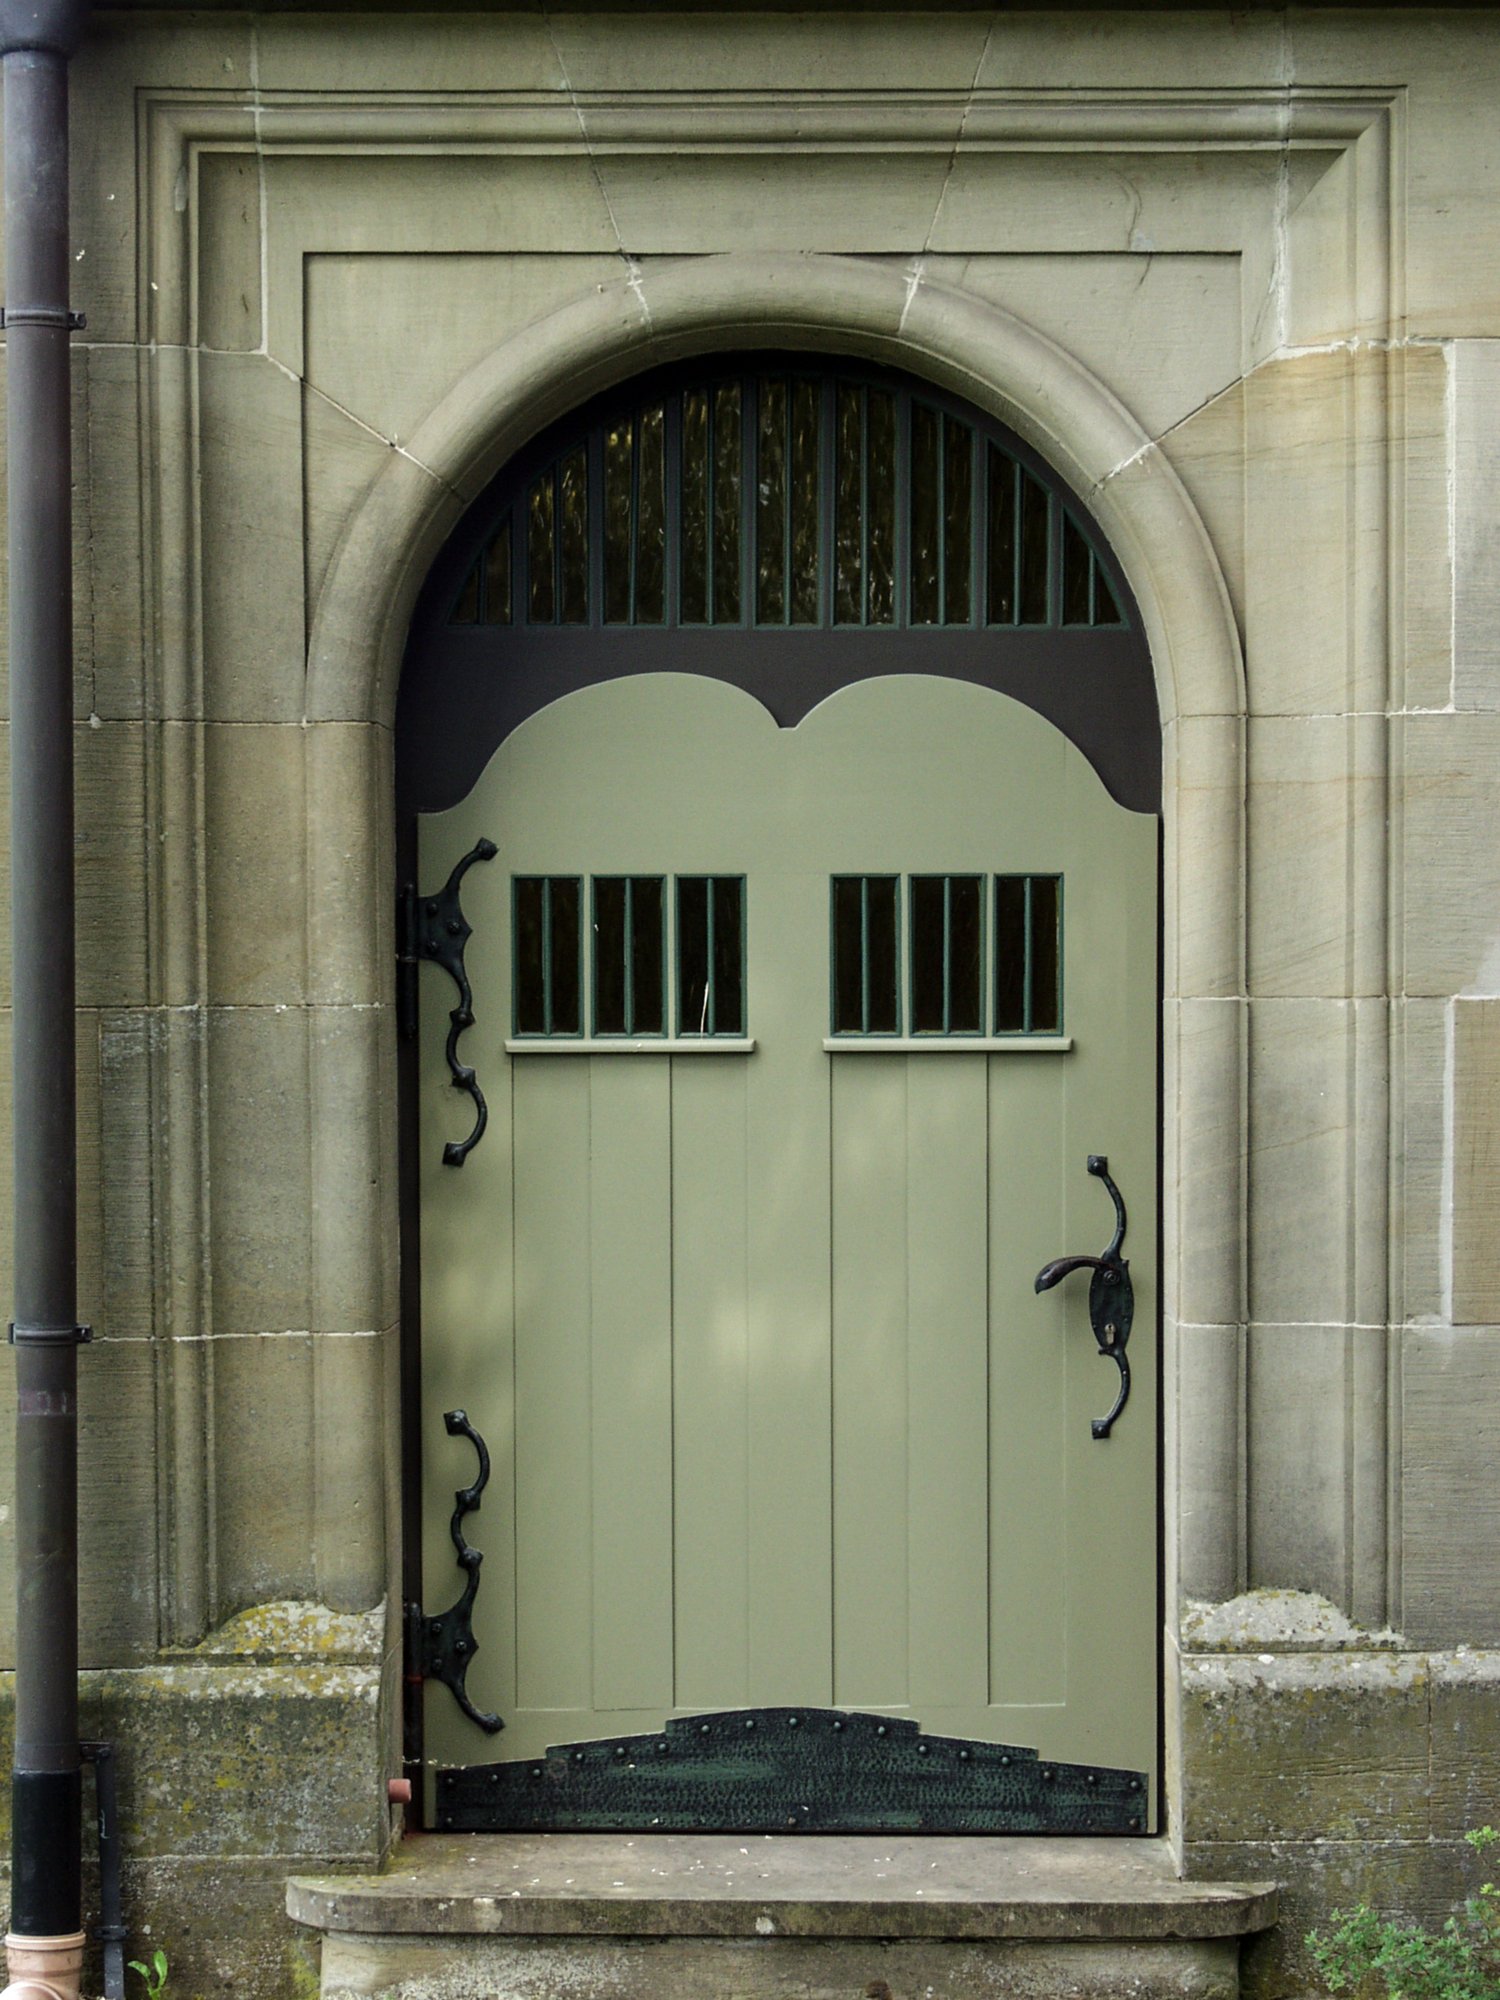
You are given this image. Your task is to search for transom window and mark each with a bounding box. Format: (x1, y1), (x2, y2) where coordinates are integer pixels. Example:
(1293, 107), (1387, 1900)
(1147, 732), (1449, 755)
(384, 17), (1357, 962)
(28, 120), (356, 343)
(450, 370), (1125, 635)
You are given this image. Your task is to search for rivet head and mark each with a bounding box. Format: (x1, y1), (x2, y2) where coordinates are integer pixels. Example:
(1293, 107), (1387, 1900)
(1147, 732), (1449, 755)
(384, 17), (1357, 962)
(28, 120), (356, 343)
(958, 1748), (971, 1763)
(787, 1715), (800, 1728)
(700, 1722), (712, 1735)
(786, 1815), (798, 1828)
(1042, 1767), (1055, 1782)
(1130, 1815), (1143, 1831)
(1086, 1773), (1097, 1786)
(876, 1723), (888, 1738)
(530, 1766), (543, 1780)
(425, 901), (439, 918)
(572, 1750), (585, 1764)
(1129, 1778), (1141, 1792)
(658, 1740), (670, 1753)
(831, 1719), (845, 1733)
(917, 1743), (929, 1756)
(744, 1717), (756, 1731)
(1000, 1755), (1011, 1767)
(615, 1745), (628, 1758)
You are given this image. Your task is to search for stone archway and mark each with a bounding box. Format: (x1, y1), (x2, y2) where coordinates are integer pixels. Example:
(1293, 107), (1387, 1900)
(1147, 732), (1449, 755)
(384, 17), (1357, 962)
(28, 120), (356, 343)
(301, 252), (1248, 1837)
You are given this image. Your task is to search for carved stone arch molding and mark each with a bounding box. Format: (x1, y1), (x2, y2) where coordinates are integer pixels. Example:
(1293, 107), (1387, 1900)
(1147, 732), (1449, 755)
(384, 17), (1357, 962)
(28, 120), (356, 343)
(302, 251), (1248, 1629)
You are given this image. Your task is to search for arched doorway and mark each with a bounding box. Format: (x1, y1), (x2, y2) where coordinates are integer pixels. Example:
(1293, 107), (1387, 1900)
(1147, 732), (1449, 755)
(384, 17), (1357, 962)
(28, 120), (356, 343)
(397, 355), (1161, 1835)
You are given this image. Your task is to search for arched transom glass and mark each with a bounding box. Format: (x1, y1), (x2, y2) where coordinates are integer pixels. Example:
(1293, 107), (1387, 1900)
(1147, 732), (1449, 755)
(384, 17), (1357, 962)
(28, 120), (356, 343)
(449, 368), (1125, 636)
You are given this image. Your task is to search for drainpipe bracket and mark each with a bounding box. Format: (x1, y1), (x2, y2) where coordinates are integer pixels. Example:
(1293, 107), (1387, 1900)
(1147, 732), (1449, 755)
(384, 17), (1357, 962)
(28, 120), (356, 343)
(0, 307), (85, 331)
(8, 1324), (90, 1346)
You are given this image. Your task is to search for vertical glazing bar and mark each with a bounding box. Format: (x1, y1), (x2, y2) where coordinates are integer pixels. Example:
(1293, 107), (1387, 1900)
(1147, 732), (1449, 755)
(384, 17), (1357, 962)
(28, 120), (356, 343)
(1022, 875), (1034, 1035)
(967, 431), (981, 627)
(895, 391), (910, 629)
(859, 387), (870, 626)
(664, 394), (681, 627)
(935, 416), (947, 626)
(1048, 492), (1060, 628)
(541, 879), (554, 1036)
(976, 429), (991, 629)
(589, 428), (606, 630)
(817, 377), (833, 628)
(860, 877), (871, 1036)
(705, 391), (717, 624)
(788, 386), (800, 628)
(1012, 461), (1023, 626)
(552, 467), (564, 627)
(748, 376), (756, 624)
(942, 876), (952, 1033)
(705, 877), (717, 1034)
(627, 417), (640, 625)
(623, 877), (635, 1034)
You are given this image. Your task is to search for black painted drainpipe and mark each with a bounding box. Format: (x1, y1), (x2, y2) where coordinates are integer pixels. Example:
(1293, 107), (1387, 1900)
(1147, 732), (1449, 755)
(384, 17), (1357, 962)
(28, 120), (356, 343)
(0, 1), (90, 1989)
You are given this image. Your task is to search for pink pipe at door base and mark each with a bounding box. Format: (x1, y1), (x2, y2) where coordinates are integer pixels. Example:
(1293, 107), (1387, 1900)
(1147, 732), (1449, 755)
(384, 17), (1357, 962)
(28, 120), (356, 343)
(1, 1929), (85, 2000)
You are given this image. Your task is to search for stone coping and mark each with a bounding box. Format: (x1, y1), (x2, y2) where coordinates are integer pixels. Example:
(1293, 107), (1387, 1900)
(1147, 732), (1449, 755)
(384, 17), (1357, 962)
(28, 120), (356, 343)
(288, 1834), (1278, 1941)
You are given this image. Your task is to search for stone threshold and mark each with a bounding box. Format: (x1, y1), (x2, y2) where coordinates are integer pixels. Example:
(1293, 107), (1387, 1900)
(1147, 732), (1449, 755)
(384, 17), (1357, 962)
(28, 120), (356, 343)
(288, 1832), (1278, 1942)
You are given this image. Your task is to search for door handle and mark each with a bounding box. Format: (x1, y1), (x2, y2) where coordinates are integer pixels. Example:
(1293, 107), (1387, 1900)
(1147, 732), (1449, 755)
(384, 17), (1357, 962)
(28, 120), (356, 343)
(1034, 1155), (1134, 1440)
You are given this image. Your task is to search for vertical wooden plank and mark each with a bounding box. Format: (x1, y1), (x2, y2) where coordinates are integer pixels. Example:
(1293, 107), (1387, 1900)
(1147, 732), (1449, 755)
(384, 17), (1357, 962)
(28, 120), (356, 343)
(512, 1059), (593, 1714)
(831, 1056), (909, 1708)
(988, 1054), (1068, 1705)
(1056, 781), (1159, 1774)
(745, 866), (833, 1702)
(906, 1056), (990, 1706)
(589, 1059), (674, 1712)
(671, 1060), (750, 1709)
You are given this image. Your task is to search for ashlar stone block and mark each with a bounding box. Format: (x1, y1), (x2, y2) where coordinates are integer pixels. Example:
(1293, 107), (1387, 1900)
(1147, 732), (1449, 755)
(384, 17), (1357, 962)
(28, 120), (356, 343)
(1398, 712), (1500, 998)
(1401, 1326), (1500, 1646)
(1179, 1650), (1431, 1844)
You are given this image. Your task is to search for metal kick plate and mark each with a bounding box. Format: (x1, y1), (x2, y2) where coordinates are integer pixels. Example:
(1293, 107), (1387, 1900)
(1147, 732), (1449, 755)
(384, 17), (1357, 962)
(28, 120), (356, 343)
(435, 1707), (1147, 1834)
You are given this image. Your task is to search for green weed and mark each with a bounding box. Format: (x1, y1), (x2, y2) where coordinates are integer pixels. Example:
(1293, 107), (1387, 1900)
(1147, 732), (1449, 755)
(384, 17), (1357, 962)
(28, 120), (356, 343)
(127, 1949), (170, 2000)
(1307, 1829), (1500, 2000)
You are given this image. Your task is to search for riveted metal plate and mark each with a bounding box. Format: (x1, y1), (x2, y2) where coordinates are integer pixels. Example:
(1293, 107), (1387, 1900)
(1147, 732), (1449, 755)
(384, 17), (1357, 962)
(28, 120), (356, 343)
(435, 1707), (1146, 1834)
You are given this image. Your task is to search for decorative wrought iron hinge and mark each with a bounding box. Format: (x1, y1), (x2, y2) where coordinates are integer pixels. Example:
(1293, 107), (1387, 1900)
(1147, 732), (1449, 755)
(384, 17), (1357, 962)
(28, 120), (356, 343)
(397, 836), (497, 1166)
(405, 1408), (503, 1736)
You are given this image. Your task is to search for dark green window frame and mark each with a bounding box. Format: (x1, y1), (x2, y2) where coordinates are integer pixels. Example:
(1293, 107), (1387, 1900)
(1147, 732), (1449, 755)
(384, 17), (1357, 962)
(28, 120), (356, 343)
(908, 874), (986, 1036)
(675, 876), (747, 1037)
(994, 874), (1064, 1035)
(512, 875), (584, 1038)
(830, 875), (902, 1037)
(592, 876), (667, 1038)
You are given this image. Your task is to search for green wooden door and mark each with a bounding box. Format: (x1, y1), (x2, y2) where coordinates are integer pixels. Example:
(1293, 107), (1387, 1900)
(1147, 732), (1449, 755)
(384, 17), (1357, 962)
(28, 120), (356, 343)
(415, 668), (1158, 1823)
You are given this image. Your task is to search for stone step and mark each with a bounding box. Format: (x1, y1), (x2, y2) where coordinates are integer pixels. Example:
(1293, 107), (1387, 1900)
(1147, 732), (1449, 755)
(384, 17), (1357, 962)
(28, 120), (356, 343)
(289, 1832), (1278, 1999)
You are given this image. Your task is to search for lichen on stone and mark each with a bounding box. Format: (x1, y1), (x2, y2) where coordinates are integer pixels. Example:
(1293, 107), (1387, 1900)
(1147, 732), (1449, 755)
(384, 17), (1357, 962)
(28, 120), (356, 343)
(185, 1597), (387, 1664)
(1181, 1587), (1406, 1653)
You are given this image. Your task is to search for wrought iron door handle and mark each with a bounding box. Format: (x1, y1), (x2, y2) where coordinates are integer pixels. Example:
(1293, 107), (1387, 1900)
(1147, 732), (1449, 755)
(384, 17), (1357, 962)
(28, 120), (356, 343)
(1033, 1155), (1135, 1441)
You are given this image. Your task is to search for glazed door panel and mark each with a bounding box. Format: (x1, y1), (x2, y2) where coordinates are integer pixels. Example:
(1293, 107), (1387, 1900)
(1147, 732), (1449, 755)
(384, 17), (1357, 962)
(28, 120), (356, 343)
(416, 672), (1158, 1812)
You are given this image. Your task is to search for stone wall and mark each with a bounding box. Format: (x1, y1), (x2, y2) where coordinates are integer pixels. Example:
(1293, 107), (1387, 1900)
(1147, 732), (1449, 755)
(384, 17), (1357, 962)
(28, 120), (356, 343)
(0, 6), (1498, 1994)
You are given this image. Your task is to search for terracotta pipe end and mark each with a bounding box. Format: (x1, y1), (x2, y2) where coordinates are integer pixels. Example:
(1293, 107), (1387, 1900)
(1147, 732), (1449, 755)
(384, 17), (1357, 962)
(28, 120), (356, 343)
(2, 1930), (84, 2000)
